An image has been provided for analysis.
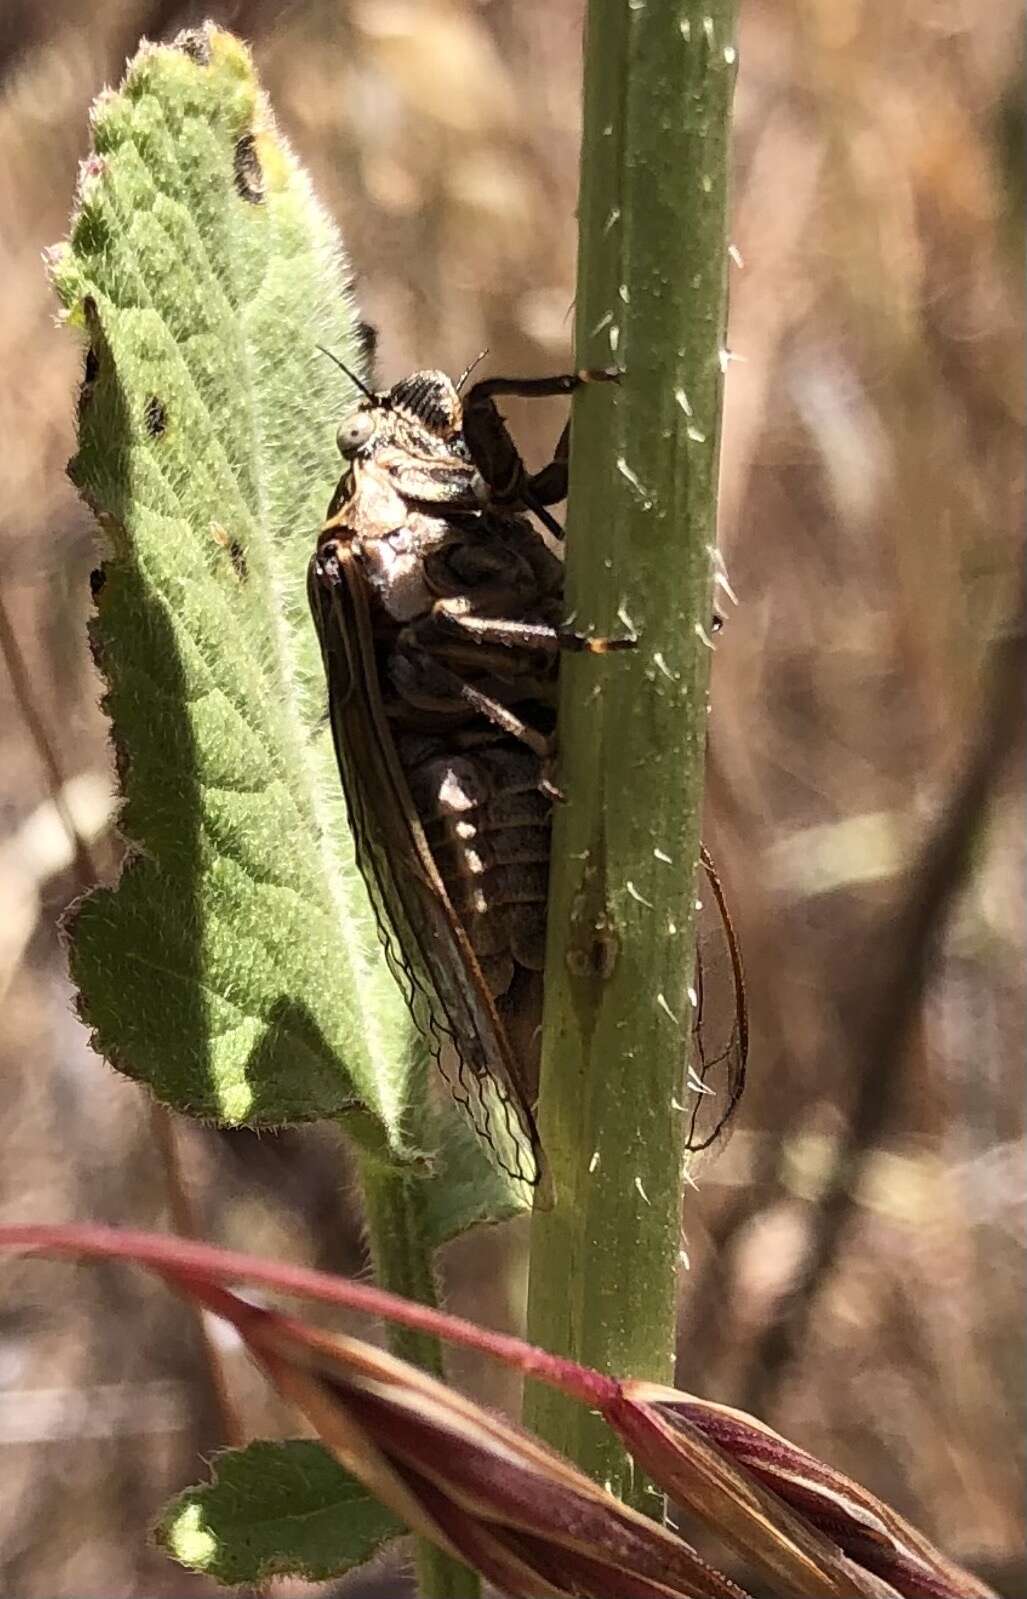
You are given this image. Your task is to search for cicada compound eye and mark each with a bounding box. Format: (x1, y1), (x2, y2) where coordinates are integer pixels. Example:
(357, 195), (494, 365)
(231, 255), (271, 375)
(336, 408), (376, 458)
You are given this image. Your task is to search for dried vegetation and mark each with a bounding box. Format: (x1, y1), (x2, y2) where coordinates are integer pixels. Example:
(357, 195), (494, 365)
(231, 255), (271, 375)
(0, 3), (1021, 1595)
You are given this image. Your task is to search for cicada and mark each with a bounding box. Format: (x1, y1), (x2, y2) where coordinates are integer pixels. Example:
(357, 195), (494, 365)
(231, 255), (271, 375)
(307, 358), (746, 1195)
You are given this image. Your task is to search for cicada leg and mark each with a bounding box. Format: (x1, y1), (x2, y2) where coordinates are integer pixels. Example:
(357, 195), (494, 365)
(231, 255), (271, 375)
(389, 641), (554, 765)
(427, 597), (636, 657)
(462, 368), (619, 534)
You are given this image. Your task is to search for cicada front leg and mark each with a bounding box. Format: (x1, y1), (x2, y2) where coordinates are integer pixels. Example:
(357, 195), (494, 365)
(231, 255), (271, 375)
(462, 368), (619, 534)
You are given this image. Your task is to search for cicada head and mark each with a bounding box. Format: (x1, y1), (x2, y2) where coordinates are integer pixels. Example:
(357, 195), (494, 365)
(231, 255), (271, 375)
(386, 370), (464, 449)
(334, 368), (466, 466)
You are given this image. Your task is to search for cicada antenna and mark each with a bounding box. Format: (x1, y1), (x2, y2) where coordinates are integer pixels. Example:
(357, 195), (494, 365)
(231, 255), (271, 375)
(456, 348), (490, 393)
(316, 345), (377, 402)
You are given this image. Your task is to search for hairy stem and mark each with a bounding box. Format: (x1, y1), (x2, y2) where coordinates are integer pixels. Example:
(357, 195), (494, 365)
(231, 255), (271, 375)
(525, 0), (738, 1509)
(361, 1161), (481, 1597)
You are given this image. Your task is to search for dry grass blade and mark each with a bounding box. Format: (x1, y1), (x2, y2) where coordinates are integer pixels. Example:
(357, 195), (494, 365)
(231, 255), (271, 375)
(613, 1385), (999, 1599)
(171, 1275), (751, 1599)
(0, 1225), (1002, 1597)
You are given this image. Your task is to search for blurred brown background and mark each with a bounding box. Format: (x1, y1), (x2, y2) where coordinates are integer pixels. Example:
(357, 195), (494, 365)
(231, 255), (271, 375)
(0, 2), (1022, 1596)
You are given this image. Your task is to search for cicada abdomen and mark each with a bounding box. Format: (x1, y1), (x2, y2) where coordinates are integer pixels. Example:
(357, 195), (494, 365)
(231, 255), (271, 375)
(402, 739), (550, 1020)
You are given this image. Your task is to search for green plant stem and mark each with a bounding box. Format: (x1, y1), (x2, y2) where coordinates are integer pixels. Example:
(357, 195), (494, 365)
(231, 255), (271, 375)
(361, 1160), (480, 1598)
(525, 0), (738, 1510)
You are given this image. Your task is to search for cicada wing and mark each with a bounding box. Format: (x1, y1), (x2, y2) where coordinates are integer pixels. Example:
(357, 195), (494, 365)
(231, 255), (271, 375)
(308, 541), (548, 1201)
(685, 845), (748, 1154)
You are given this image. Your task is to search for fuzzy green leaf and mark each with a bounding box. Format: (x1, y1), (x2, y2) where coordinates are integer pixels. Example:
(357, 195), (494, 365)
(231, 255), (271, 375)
(421, 1095), (534, 1244)
(158, 1439), (402, 1584)
(49, 25), (418, 1160)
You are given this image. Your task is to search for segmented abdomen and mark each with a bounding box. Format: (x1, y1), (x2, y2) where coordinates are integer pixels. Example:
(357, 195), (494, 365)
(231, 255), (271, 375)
(400, 736), (551, 1068)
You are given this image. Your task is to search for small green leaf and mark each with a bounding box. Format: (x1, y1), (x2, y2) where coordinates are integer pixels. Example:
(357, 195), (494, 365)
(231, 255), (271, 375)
(50, 25), (419, 1160)
(423, 1096), (535, 1245)
(157, 1439), (402, 1584)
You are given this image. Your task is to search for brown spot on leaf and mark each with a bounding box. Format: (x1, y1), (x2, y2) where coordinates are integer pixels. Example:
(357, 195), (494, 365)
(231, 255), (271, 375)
(211, 522), (248, 581)
(175, 28), (212, 65)
(143, 395), (167, 438)
(233, 133), (265, 204)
